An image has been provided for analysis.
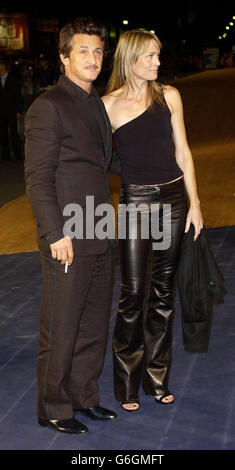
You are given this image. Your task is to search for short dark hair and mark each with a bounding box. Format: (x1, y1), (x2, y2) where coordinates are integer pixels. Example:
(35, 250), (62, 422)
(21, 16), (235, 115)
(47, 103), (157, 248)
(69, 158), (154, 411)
(59, 17), (108, 58)
(0, 57), (8, 67)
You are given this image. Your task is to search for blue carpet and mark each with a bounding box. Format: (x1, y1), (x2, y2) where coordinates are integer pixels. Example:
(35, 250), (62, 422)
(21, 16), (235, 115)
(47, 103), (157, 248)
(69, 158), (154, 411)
(0, 226), (234, 450)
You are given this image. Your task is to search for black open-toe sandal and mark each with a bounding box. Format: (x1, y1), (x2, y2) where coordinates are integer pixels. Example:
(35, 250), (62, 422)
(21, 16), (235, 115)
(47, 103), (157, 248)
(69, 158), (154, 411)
(120, 401), (140, 412)
(154, 391), (174, 405)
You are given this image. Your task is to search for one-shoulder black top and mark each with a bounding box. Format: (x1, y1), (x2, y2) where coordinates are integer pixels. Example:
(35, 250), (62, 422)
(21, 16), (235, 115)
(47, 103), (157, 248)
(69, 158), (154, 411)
(113, 100), (183, 185)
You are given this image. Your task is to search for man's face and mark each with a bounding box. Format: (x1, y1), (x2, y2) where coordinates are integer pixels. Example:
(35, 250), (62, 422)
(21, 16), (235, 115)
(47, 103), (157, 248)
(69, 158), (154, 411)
(0, 63), (6, 76)
(60, 33), (104, 91)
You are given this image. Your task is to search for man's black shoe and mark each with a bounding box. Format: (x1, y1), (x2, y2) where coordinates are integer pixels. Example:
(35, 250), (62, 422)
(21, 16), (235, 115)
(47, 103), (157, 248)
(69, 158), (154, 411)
(75, 406), (118, 421)
(38, 417), (88, 434)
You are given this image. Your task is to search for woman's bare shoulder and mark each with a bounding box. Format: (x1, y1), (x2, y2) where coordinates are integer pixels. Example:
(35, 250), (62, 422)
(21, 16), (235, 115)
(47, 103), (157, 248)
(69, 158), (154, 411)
(162, 84), (181, 99)
(162, 84), (182, 113)
(102, 88), (125, 106)
(101, 93), (115, 108)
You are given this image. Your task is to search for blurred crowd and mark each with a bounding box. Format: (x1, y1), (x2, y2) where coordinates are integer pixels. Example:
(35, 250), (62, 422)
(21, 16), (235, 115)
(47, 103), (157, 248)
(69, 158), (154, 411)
(0, 56), (60, 161)
(9, 56), (61, 109)
(218, 51), (234, 68)
(0, 49), (234, 162)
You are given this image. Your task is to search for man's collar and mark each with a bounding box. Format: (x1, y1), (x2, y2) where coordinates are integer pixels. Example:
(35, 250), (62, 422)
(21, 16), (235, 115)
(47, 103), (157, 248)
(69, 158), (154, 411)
(58, 74), (98, 99)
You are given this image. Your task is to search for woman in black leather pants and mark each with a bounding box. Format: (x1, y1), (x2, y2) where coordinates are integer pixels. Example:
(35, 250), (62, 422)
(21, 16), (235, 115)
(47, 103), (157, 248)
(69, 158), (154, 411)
(102, 29), (203, 410)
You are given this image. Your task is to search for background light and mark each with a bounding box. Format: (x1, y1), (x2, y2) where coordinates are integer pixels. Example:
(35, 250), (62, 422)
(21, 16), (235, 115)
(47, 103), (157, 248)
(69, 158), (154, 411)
(217, 15), (235, 40)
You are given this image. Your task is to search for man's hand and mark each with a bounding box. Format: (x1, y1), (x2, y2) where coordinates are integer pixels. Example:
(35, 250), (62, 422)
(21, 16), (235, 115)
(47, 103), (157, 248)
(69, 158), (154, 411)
(50, 236), (74, 265)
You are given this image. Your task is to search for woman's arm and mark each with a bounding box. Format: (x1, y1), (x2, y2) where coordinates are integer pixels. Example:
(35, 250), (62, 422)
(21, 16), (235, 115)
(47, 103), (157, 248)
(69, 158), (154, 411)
(164, 86), (203, 241)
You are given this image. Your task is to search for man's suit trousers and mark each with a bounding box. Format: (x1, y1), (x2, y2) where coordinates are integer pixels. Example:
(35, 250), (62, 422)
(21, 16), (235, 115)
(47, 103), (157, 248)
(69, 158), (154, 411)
(37, 236), (113, 420)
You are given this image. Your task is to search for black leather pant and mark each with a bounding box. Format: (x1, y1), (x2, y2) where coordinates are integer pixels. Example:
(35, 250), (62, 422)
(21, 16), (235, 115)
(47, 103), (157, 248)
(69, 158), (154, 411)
(113, 177), (187, 403)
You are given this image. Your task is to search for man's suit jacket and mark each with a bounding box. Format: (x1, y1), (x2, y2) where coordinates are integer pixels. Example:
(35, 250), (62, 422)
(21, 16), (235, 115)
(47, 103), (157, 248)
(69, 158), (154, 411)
(24, 74), (120, 256)
(0, 72), (22, 118)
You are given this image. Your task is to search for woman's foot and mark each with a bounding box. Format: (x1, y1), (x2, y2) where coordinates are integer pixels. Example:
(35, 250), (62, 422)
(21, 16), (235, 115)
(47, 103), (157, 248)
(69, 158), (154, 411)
(121, 402), (139, 411)
(154, 392), (174, 405)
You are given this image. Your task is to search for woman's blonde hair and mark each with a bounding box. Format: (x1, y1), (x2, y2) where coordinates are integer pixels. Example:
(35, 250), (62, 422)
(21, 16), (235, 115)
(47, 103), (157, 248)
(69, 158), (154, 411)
(106, 29), (165, 107)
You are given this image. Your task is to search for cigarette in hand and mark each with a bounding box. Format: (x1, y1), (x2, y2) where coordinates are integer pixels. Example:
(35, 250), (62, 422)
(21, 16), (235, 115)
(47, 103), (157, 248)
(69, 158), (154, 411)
(65, 261), (69, 274)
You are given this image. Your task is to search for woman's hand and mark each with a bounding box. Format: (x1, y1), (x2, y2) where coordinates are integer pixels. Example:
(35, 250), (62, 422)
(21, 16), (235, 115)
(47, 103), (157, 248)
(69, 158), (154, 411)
(185, 203), (204, 241)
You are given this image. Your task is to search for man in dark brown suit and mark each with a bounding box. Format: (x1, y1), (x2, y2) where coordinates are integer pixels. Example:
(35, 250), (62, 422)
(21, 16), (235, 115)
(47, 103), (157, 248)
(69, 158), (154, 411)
(24, 18), (120, 435)
(0, 58), (22, 161)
